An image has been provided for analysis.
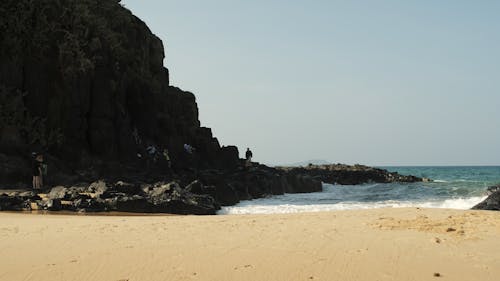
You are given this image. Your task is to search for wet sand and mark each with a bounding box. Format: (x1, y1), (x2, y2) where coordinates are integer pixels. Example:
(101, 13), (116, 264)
(1, 208), (499, 281)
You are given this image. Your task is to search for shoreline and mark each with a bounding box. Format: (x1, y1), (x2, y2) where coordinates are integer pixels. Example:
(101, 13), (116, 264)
(1, 208), (499, 281)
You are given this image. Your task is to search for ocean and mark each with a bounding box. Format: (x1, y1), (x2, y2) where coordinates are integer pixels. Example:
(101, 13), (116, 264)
(219, 166), (500, 215)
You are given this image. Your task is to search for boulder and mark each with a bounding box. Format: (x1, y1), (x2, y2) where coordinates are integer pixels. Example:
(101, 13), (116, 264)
(114, 195), (151, 213)
(44, 199), (62, 211)
(0, 194), (27, 211)
(472, 185), (500, 211)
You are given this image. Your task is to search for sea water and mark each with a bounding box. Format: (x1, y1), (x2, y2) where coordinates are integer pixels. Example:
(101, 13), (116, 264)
(219, 166), (500, 215)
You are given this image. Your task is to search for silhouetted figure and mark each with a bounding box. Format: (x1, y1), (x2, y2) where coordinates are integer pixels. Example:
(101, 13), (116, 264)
(32, 153), (44, 189)
(245, 148), (253, 166)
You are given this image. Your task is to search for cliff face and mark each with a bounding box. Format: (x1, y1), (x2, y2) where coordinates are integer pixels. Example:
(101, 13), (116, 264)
(0, 0), (229, 184)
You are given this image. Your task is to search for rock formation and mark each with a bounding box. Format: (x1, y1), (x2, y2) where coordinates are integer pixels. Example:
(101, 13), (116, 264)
(472, 185), (500, 211)
(277, 164), (425, 185)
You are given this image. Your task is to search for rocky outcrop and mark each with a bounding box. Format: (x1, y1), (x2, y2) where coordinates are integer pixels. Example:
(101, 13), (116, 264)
(471, 185), (500, 211)
(277, 164), (425, 185)
(0, 164), (325, 214)
(196, 163), (322, 206)
(0, 0), (229, 186)
(1, 180), (220, 215)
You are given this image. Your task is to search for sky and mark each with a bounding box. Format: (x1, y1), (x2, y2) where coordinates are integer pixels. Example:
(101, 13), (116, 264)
(121, 0), (500, 166)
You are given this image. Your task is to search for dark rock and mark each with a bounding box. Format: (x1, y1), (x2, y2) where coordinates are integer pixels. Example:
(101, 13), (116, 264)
(45, 199), (62, 211)
(215, 182), (239, 206)
(0, 154), (30, 187)
(284, 174), (322, 193)
(472, 185), (500, 211)
(218, 146), (239, 170)
(486, 185), (500, 195)
(185, 180), (204, 194)
(73, 198), (106, 212)
(270, 175), (288, 195)
(141, 181), (220, 215)
(277, 164), (424, 185)
(233, 182), (252, 200)
(114, 195), (150, 213)
(160, 193), (219, 215)
(0, 194), (27, 211)
(47, 185), (89, 201)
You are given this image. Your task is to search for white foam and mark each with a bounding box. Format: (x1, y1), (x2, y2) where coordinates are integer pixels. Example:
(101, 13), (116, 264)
(218, 196), (487, 215)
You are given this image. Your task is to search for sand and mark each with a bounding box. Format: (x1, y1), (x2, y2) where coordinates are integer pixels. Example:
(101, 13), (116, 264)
(0, 208), (499, 281)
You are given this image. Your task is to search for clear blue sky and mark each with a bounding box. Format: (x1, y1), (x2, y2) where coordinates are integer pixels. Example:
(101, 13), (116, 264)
(121, 0), (500, 166)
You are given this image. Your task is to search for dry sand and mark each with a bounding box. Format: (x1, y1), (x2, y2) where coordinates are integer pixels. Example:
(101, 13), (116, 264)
(0, 208), (499, 281)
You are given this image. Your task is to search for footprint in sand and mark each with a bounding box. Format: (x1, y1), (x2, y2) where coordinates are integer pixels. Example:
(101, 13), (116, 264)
(233, 264), (254, 270)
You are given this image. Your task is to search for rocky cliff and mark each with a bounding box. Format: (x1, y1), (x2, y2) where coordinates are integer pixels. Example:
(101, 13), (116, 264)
(0, 0), (231, 185)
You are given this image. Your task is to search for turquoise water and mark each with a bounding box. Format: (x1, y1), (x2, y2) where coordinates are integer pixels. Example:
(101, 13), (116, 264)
(220, 166), (500, 214)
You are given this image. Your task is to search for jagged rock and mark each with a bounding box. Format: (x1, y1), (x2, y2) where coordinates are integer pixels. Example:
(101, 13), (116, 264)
(47, 185), (90, 201)
(147, 182), (178, 204)
(472, 185), (500, 211)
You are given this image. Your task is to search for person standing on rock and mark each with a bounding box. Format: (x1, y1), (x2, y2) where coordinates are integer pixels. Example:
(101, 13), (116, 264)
(245, 148), (253, 166)
(32, 153), (44, 189)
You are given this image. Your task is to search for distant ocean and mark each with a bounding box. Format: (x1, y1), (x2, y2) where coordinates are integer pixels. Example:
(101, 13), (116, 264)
(219, 166), (500, 215)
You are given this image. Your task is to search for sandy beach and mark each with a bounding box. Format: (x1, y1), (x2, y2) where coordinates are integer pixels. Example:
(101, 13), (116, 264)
(0, 208), (499, 281)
